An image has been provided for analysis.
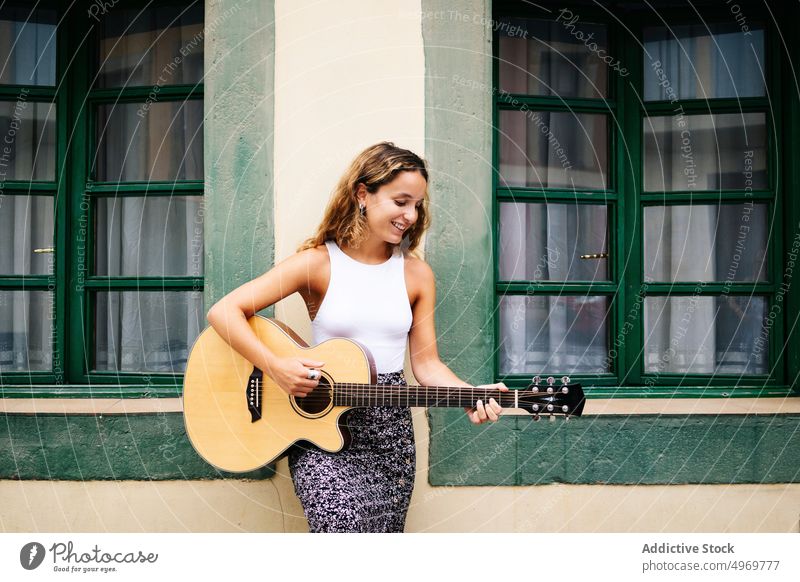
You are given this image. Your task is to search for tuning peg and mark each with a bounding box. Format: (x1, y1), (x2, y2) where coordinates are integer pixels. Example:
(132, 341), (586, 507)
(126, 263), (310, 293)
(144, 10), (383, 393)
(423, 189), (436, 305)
(546, 404), (554, 412)
(532, 375), (541, 384)
(546, 385), (554, 394)
(533, 414), (541, 422)
(561, 376), (570, 384)
(562, 405), (569, 413)
(546, 376), (554, 386)
(561, 386), (569, 394)
(532, 404), (540, 412)
(532, 385), (539, 394)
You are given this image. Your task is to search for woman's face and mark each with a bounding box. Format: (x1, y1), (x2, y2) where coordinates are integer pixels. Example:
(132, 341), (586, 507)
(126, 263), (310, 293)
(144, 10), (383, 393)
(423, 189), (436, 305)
(357, 170), (427, 245)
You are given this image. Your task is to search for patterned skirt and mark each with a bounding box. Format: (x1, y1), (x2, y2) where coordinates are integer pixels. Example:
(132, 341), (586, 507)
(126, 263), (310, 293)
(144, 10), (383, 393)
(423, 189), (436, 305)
(287, 370), (416, 533)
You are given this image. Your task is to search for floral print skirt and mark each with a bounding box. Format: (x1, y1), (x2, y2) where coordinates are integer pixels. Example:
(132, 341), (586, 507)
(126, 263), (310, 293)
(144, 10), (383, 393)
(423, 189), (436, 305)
(288, 370), (416, 533)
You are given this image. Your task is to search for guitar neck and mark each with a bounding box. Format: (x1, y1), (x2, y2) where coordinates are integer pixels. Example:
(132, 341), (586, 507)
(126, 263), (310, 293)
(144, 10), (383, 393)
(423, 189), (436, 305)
(332, 383), (515, 409)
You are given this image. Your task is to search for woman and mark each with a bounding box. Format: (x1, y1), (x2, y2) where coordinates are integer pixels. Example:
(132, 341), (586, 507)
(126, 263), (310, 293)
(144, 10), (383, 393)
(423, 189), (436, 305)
(206, 142), (507, 533)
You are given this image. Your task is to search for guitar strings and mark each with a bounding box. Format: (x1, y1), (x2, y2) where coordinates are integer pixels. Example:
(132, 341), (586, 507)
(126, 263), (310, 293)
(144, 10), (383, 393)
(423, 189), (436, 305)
(253, 383), (561, 408)
(261, 384), (514, 406)
(247, 375), (573, 408)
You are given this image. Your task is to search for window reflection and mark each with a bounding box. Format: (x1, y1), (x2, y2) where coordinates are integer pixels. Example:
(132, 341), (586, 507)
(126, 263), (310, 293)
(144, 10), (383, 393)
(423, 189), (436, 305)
(644, 23), (765, 101)
(0, 5), (56, 86)
(499, 109), (608, 190)
(498, 17), (608, 98)
(95, 2), (204, 88)
(644, 112), (767, 191)
(499, 202), (608, 281)
(94, 100), (203, 181)
(499, 295), (610, 374)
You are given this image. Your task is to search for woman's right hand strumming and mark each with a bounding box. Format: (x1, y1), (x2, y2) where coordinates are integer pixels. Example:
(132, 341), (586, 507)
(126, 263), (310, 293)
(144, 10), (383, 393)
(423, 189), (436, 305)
(266, 356), (325, 398)
(205, 248), (330, 399)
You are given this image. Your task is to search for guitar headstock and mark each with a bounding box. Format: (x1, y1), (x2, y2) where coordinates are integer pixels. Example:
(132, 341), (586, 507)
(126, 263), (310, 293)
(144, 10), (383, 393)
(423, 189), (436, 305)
(518, 375), (585, 420)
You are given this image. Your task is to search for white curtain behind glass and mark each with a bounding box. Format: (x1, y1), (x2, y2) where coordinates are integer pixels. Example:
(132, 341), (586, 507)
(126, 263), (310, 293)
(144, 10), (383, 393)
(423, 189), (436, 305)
(644, 206), (718, 372)
(91, 13), (203, 373)
(0, 198), (53, 371)
(0, 11), (202, 373)
(644, 30), (766, 374)
(0, 14), (55, 371)
(498, 25), (609, 373)
(499, 203), (607, 373)
(0, 195), (201, 373)
(94, 197), (202, 372)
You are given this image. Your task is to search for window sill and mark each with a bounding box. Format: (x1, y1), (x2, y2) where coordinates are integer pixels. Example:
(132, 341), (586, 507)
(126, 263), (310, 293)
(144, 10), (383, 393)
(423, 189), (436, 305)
(0, 385), (182, 399)
(0, 397), (182, 414)
(2, 397), (800, 416)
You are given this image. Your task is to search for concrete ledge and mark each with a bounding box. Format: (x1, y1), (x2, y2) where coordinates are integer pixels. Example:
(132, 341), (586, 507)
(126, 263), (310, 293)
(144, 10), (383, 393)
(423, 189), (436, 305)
(428, 410), (800, 485)
(2, 397), (800, 415)
(0, 412), (274, 481)
(0, 398), (184, 414)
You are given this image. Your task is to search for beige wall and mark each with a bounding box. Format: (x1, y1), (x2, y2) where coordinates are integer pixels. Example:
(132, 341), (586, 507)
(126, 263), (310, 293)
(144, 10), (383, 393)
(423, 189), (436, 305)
(3, 425), (800, 532)
(272, 0), (425, 340)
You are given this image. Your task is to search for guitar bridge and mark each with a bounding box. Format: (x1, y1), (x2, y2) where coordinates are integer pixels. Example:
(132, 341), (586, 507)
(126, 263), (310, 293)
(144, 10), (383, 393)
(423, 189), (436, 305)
(246, 367), (263, 422)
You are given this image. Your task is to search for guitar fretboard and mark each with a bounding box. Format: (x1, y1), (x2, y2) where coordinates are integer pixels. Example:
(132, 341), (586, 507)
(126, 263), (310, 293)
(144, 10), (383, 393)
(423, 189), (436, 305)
(330, 383), (515, 408)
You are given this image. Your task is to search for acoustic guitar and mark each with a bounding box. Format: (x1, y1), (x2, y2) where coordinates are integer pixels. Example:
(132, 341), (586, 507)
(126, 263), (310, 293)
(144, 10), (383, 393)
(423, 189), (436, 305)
(182, 316), (585, 472)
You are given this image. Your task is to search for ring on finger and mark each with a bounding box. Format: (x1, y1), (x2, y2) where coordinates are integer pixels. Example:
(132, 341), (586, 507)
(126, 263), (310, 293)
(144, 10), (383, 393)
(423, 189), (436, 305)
(306, 368), (320, 381)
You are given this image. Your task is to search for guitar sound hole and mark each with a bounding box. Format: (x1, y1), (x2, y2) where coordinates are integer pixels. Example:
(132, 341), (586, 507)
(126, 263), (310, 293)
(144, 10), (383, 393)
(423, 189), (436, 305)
(295, 375), (332, 415)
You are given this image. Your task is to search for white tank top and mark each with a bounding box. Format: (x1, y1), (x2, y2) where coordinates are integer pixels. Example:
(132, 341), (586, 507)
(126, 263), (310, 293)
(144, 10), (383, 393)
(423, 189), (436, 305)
(311, 240), (412, 374)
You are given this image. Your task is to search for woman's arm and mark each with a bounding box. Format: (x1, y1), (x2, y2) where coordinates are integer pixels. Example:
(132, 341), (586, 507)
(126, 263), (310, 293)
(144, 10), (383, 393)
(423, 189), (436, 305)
(206, 248), (326, 397)
(406, 258), (507, 424)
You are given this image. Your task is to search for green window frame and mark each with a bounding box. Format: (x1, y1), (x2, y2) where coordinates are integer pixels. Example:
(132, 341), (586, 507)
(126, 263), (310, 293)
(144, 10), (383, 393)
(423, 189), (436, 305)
(492, 0), (798, 398)
(0, 1), (67, 393)
(0, 0), (204, 397)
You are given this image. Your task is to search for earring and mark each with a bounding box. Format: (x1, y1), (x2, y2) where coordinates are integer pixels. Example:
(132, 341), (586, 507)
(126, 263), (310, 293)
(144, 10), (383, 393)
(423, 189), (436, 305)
(359, 204), (366, 217)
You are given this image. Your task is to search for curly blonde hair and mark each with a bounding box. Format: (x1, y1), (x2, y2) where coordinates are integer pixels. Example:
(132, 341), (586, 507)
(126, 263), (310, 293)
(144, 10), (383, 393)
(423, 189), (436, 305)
(297, 142), (430, 254)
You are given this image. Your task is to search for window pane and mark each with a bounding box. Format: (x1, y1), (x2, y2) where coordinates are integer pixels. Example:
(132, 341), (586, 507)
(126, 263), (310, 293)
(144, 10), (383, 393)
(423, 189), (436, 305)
(643, 112), (766, 191)
(0, 5), (56, 86)
(94, 291), (203, 373)
(0, 100), (56, 180)
(95, 3), (204, 88)
(94, 100), (203, 181)
(644, 204), (768, 282)
(644, 23), (765, 101)
(499, 295), (610, 374)
(644, 296), (767, 374)
(0, 195), (54, 275)
(94, 196), (204, 276)
(499, 202), (608, 281)
(499, 109), (608, 189)
(498, 17), (608, 98)
(0, 290), (52, 371)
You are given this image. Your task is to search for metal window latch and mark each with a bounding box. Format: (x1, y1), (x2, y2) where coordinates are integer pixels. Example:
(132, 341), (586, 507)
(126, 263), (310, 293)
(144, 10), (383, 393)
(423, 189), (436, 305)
(580, 252), (608, 260)
(33, 248), (55, 253)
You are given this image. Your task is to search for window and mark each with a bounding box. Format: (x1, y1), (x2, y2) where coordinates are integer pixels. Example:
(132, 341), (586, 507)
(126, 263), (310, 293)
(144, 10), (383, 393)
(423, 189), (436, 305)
(0, 1), (204, 395)
(0, 4), (58, 377)
(493, 1), (789, 396)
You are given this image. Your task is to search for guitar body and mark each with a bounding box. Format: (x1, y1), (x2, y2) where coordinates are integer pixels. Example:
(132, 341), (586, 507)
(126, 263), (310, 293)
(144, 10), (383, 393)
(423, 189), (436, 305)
(183, 316), (375, 473)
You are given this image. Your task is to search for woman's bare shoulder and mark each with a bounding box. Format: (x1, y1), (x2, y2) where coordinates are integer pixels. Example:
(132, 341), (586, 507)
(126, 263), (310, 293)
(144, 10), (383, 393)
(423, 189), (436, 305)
(404, 253), (434, 279)
(404, 253), (435, 304)
(292, 244), (330, 291)
(279, 243), (328, 267)
(302, 243), (329, 264)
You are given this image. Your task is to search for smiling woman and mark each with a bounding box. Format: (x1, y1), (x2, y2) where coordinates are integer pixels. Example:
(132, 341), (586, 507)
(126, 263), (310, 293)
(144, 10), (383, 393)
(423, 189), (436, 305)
(296, 143), (431, 259)
(205, 141), (509, 532)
